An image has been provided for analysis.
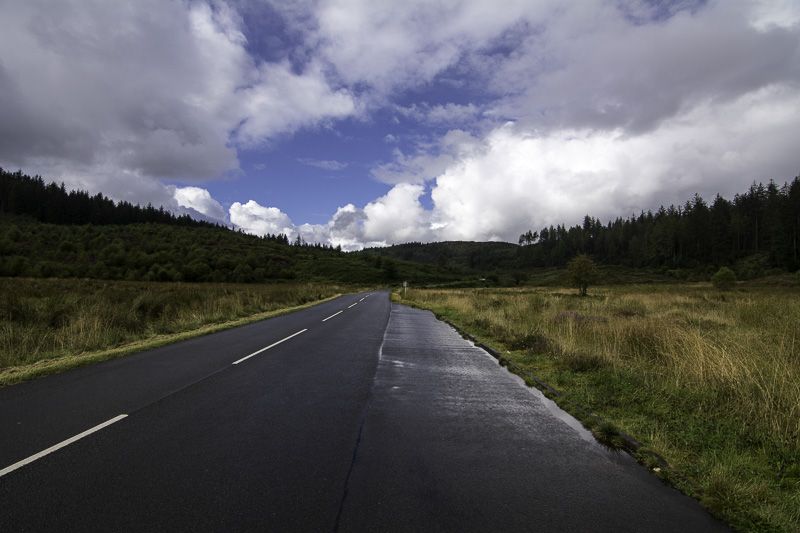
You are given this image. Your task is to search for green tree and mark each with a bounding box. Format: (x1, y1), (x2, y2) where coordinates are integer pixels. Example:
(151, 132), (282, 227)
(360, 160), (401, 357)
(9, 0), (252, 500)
(382, 259), (398, 281)
(711, 266), (737, 290)
(567, 254), (597, 296)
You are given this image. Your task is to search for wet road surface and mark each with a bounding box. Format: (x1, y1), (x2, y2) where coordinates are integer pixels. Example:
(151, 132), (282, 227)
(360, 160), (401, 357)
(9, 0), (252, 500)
(337, 305), (727, 532)
(0, 293), (727, 531)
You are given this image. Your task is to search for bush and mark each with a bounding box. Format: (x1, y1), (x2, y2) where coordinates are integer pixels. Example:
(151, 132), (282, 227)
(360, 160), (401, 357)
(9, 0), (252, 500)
(567, 254), (598, 296)
(733, 253), (769, 280)
(711, 266), (737, 290)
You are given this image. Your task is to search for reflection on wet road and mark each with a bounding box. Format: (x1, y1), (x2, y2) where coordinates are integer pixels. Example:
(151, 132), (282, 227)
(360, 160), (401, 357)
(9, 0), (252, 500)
(337, 304), (727, 532)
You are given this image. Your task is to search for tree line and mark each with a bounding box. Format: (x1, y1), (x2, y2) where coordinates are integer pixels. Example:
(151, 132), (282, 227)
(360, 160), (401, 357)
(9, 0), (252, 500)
(0, 218), (428, 283)
(0, 167), (222, 228)
(518, 176), (800, 275)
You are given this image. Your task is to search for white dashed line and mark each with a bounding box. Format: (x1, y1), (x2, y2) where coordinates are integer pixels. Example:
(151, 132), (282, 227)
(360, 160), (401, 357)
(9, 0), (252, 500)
(322, 310), (343, 322)
(232, 329), (308, 365)
(348, 303), (358, 309)
(0, 414), (128, 478)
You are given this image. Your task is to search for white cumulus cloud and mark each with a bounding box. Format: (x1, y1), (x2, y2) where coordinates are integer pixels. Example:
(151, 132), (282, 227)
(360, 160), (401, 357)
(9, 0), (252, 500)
(173, 187), (227, 222)
(229, 200), (296, 237)
(0, 0), (356, 207)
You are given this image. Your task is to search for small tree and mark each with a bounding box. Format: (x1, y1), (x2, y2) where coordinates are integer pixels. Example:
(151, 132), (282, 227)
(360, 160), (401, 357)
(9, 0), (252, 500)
(567, 254), (597, 296)
(711, 266), (736, 290)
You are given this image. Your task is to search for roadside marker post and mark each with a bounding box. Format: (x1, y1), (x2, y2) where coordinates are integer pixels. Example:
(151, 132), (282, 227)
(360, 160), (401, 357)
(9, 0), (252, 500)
(403, 280), (408, 297)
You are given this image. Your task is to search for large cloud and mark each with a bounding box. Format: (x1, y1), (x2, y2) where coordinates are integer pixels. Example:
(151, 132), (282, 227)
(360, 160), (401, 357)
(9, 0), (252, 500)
(3, 0), (800, 250)
(307, 0), (546, 95)
(407, 85), (800, 243)
(229, 200), (296, 237)
(0, 0), (355, 205)
(229, 186), (431, 250)
(362, 183), (431, 243)
(352, 0), (800, 245)
(174, 187), (227, 221)
(489, 1), (800, 133)
(257, 79), (800, 249)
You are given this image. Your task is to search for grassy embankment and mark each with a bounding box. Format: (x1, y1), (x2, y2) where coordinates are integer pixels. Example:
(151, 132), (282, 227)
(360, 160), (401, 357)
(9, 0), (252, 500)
(396, 283), (800, 532)
(0, 278), (343, 386)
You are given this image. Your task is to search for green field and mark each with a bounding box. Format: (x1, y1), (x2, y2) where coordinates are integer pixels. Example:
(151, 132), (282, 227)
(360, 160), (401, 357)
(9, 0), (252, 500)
(396, 283), (800, 532)
(0, 278), (343, 384)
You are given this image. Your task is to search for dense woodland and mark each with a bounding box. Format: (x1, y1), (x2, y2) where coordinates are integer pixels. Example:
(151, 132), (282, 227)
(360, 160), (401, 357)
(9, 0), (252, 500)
(359, 241), (518, 271)
(0, 168), (221, 228)
(0, 216), (465, 284)
(0, 169), (459, 284)
(518, 177), (800, 276)
(2, 167), (799, 284)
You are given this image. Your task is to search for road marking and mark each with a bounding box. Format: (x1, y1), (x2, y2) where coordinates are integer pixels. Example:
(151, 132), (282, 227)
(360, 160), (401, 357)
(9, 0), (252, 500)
(322, 310), (343, 322)
(232, 329), (308, 365)
(359, 297), (365, 302)
(348, 302), (358, 308)
(0, 414), (128, 478)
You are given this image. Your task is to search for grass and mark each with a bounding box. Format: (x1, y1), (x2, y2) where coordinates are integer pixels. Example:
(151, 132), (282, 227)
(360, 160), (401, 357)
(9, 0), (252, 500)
(396, 283), (800, 532)
(0, 278), (344, 385)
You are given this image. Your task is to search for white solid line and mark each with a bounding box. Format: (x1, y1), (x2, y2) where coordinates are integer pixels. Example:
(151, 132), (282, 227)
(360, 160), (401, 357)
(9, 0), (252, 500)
(322, 310), (343, 322)
(0, 414), (128, 478)
(348, 302), (358, 308)
(232, 329), (308, 365)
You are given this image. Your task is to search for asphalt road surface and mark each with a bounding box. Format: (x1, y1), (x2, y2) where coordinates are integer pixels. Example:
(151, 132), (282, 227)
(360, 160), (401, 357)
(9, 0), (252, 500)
(0, 291), (727, 532)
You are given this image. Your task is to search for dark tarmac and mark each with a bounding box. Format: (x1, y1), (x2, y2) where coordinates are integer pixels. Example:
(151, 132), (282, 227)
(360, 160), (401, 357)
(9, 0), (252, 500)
(0, 292), (727, 532)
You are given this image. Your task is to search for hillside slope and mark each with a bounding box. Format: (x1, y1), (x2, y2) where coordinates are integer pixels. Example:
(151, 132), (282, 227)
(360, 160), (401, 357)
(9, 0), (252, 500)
(359, 241), (519, 272)
(0, 215), (461, 285)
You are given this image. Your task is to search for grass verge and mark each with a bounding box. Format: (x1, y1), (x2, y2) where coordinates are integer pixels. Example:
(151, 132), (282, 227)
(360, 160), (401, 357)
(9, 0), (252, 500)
(394, 284), (800, 532)
(0, 278), (345, 387)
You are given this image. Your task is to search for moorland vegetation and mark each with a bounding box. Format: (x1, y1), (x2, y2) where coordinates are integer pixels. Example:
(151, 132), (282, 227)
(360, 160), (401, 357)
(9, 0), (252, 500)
(396, 284), (800, 532)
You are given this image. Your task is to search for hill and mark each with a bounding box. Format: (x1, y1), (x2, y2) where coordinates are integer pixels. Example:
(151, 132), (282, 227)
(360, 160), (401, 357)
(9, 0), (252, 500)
(359, 241), (519, 272)
(0, 168), (463, 285)
(0, 215), (465, 285)
(3, 167), (798, 286)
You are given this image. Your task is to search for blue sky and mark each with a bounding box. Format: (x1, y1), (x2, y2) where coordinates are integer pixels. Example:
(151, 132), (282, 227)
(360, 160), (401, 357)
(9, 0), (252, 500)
(1, 0), (799, 249)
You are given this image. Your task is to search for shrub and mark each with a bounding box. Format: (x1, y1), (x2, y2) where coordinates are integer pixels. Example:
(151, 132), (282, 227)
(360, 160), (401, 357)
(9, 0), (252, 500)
(711, 267), (737, 290)
(567, 254), (598, 296)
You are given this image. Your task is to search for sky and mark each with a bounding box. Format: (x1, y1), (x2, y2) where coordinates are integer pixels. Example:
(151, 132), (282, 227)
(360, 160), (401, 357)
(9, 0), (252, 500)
(1, 0), (799, 250)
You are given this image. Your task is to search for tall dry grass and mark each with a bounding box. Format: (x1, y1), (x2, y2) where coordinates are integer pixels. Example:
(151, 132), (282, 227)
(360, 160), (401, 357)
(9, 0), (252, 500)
(0, 278), (339, 369)
(402, 285), (800, 451)
(401, 284), (800, 529)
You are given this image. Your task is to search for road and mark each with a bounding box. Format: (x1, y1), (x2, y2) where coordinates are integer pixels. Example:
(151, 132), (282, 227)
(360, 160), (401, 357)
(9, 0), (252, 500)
(0, 291), (727, 532)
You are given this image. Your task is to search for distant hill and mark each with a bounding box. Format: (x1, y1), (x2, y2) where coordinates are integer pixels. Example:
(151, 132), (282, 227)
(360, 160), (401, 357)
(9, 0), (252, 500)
(0, 168), (463, 285)
(359, 241), (520, 272)
(0, 214), (466, 285)
(4, 166), (797, 286)
(0, 167), (218, 228)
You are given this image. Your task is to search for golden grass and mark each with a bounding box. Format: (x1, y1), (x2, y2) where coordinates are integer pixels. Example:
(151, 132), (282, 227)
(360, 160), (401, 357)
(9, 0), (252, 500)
(0, 278), (344, 383)
(0, 293), (342, 387)
(402, 285), (800, 449)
